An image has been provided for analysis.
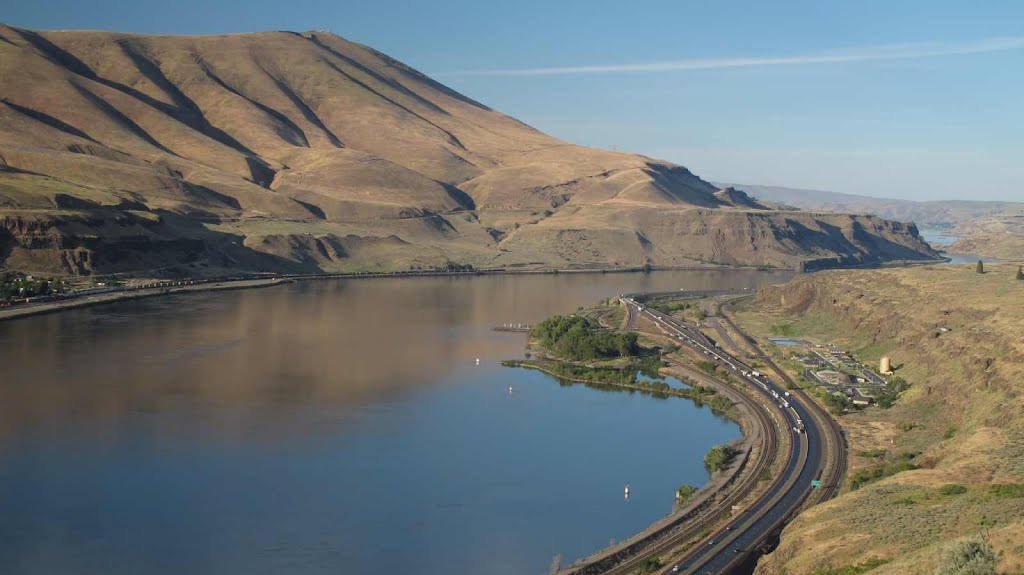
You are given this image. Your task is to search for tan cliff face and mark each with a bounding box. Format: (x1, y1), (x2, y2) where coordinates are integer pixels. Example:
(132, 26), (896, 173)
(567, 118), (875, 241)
(0, 25), (941, 276)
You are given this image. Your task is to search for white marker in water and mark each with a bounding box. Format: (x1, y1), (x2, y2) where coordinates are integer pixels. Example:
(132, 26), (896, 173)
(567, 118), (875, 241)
(475, 358), (480, 365)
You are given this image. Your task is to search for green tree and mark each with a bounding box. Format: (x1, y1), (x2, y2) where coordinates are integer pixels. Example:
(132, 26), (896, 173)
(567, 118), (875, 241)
(933, 537), (997, 575)
(825, 392), (853, 414)
(704, 444), (738, 473)
(529, 315), (639, 360)
(976, 260), (984, 274)
(675, 484), (697, 503)
(1017, 265), (1023, 281)
(876, 376), (909, 409)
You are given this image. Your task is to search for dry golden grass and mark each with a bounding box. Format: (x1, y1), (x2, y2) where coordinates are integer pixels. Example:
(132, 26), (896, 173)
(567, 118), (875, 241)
(732, 264), (1024, 574)
(1, 24), (939, 276)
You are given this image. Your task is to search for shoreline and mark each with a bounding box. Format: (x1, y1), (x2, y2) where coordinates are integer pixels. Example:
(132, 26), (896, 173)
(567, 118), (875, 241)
(503, 359), (742, 422)
(0, 277), (291, 323)
(0, 254), (947, 325)
(500, 313), (780, 575)
(0, 264), (783, 324)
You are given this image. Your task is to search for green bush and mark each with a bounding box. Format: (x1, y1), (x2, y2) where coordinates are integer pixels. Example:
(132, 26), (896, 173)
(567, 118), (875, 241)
(933, 537), (996, 575)
(825, 393), (853, 415)
(696, 360), (718, 375)
(938, 484), (968, 496)
(675, 484), (697, 503)
(876, 376), (909, 409)
(849, 459), (918, 490)
(811, 558), (890, 575)
(987, 483), (1024, 499)
(637, 557), (662, 575)
(704, 444), (739, 473)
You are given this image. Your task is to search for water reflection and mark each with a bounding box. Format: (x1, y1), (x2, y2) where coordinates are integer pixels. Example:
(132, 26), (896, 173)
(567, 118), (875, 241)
(0, 270), (789, 575)
(0, 271), (790, 444)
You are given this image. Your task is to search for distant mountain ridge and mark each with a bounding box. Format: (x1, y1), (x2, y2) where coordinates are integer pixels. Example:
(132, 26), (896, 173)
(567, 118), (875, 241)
(0, 25), (940, 276)
(719, 183), (1024, 228)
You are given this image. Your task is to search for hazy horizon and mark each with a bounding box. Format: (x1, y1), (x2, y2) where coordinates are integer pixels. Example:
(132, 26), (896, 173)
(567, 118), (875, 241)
(4, 0), (1022, 202)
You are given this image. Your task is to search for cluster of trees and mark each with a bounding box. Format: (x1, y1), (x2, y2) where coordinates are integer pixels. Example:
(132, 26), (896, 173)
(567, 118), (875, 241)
(437, 262), (474, 272)
(703, 444), (739, 473)
(0, 272), (69, 302)
(877, 376), (909, 408)
(824, 392), (853, 415)
(503, 359), (643, 388)
(530, 315), (639, 360)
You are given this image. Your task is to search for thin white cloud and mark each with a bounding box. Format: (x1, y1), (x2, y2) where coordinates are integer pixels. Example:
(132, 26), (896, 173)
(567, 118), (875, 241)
(436, 36), (1024, 77)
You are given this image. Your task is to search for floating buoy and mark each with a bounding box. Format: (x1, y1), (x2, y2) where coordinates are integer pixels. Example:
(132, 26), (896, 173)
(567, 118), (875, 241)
(508, 385), (513, 395)
(624, 484), (631, 499)
(475, 358), (480, 365)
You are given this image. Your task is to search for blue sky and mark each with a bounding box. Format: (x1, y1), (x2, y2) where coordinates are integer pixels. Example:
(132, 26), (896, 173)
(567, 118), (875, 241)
(4, 0), (1023, 201)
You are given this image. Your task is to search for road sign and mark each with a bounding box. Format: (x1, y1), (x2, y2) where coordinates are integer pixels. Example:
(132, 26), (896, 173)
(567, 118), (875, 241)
(811, 480), (822, 487)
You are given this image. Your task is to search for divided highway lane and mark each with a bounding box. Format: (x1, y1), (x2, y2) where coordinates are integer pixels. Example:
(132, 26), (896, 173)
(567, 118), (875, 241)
(622, 298), (826, 575)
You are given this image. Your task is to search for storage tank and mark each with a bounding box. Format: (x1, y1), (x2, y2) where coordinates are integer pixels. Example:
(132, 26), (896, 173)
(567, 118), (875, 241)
(880, 356), (892, 374)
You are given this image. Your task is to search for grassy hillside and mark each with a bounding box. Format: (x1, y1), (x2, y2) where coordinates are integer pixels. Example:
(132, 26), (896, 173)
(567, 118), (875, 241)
(0, 25), (940, 277)
(730, 263), (1024, 574)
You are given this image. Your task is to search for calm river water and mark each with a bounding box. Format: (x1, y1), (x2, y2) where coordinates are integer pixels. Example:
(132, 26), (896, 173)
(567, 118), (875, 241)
(0, 270), (791, 575)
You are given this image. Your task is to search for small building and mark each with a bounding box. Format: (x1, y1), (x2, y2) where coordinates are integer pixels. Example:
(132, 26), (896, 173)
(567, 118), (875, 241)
(816, 370), (852, 386)
(849, 388), (875, 406)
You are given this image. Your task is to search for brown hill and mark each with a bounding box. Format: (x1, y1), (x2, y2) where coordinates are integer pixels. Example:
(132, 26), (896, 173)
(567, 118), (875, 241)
(947, 214), (1024, 260)
(0, 25), (941, 276)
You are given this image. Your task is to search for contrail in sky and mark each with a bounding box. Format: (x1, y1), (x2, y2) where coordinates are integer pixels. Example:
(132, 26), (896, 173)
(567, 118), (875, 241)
(435, 36), (1024, 77)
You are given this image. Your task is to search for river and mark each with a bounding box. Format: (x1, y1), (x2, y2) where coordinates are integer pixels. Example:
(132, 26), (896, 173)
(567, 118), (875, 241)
(919, 227), (1004, 265)
(0, 270), (791, 575)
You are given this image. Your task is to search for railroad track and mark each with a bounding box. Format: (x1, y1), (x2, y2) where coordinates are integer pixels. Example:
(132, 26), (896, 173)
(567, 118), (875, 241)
(639, 306), (812, 575)
(559, 292), (846, 575)
(559, 306), (790, 575)
(716, 297), (847, 506)
(593, 364), (783, 575)
(562, 301), (804, 575)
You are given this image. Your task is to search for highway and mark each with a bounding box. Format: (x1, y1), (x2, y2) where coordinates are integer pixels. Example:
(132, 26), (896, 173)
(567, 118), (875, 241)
(611, 294), (841, 575)
(715, 297), (848, 509)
